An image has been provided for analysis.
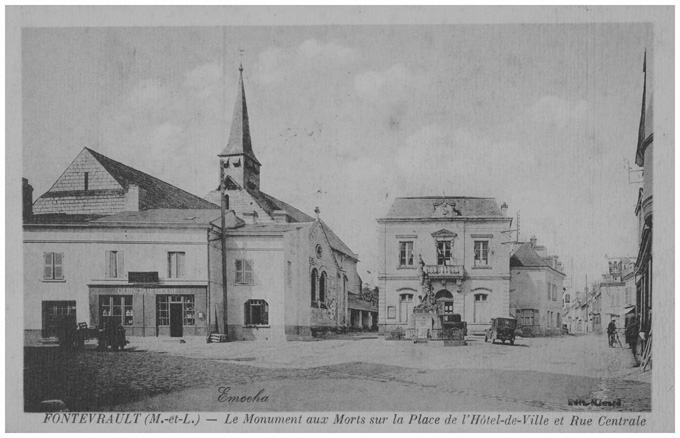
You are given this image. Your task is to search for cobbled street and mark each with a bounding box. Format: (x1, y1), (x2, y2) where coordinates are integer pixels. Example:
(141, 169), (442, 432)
(24, 333), (651, 413)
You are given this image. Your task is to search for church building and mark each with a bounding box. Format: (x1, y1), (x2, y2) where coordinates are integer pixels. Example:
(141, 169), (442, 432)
(22, 64), (360, 343)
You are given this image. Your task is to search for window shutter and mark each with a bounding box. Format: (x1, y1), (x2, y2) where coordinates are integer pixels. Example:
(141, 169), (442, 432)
(244, 301), (249, 325)
(262, 301), (269, 325)
(168, 253), (173, 278)
(177, 253), (185, 278)
(54, 253), (63, 279)
(245, 260), (254, 284)
(235, 259), (242, 283)
(105, 251), (111, 278)
(119, 251), (125, 278)
(44, 253), (53, 279)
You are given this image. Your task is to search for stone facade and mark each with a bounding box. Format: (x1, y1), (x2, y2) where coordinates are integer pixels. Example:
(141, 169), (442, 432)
(377, 197), (513, 336)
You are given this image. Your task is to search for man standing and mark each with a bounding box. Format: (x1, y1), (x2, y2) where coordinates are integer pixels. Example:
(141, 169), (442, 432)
(625, 316), (641, 367)
(607, 319), (617, 347)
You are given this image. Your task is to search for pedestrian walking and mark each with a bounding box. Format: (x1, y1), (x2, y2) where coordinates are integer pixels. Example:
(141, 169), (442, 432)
(625, 316), (641, 367)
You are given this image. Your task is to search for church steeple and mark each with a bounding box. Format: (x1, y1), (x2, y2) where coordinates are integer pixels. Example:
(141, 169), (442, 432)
(219, 64), (261, 191)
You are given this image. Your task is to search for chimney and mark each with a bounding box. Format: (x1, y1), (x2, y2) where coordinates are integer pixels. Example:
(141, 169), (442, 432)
(530, 236), (537, 247)
(124, 184), (141, 211)
(22, 178), (33, 223)
(500, 202), (508, 216)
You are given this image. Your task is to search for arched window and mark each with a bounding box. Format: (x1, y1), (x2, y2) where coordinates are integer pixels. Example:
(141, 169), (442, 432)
(435, 290), (454, 315)
(319, 271), (327, 305)
(399, 292), (414, 323)
(473, 292), (489, 323)
(311, 269), (318, 305)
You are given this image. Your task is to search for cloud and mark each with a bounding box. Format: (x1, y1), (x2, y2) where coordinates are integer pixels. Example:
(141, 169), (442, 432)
(298, 39), (356, 61)
(254, 39), (357, 85)
(526, 95), (590, 129)
(126, 79), (168, 108)
(354, 64), (421, 100)
(184, 62), (222, 89)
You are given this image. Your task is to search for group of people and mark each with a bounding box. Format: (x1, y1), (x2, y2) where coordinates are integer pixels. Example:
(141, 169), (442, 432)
(606, 316), (645, 367)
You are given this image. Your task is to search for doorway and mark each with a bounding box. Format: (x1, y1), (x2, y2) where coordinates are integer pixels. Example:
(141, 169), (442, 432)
(170, 303), (183, 337)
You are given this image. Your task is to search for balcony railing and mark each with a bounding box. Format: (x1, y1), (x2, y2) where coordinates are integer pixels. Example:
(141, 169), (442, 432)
(424, 264), (464, 277)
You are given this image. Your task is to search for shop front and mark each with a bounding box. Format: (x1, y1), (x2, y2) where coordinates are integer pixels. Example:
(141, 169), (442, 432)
(88, 286), (208, 337)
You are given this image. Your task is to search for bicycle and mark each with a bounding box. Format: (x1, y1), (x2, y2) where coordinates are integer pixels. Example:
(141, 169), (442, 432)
(608, 330), (623, 348)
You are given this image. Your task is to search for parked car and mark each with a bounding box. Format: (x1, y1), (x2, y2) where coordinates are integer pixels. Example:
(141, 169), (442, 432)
(485, 317), (517, 345)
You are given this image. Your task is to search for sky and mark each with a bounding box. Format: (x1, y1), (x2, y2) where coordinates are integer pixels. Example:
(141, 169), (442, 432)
(22, 24), (652, 292)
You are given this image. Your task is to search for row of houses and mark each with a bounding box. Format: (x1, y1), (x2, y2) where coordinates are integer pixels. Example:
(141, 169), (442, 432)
(563, 260), (636, 334)
(563, 52), (653, 338)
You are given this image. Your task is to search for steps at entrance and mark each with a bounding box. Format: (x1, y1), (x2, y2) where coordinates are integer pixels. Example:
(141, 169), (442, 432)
(210, 333), (228, 343)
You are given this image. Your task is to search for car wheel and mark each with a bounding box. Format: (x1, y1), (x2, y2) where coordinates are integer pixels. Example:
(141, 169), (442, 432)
(510, 339), (514, 346)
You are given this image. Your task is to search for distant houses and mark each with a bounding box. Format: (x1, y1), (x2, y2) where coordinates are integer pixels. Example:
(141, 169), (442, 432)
(509, 237), (566, 336)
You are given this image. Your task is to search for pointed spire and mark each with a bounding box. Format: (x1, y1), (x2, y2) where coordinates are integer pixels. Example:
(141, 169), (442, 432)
(219, 65), (260, 165)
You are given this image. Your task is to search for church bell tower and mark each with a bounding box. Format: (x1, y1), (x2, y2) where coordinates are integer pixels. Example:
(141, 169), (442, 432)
(219, 64), (261, 192)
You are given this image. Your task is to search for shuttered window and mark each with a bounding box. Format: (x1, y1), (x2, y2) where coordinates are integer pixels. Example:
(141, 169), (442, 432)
(43, 252), (64, 280)
(168, 252), (185, 278)
(105, 250), (124, 278)
(235, 259), (254, 284)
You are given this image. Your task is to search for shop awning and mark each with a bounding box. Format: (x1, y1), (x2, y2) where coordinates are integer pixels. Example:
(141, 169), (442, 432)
(624, 306), (636, 314)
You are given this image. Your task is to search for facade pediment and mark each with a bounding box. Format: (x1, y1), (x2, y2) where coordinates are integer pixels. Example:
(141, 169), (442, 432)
(432, 201), (461, 217)
(431, 229), (457, 239)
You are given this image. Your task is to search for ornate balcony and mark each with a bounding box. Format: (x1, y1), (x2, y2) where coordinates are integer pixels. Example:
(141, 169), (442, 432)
(424, 264), (465, 279)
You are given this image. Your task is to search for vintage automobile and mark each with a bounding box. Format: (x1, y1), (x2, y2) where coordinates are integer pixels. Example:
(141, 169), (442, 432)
(97, 316), (129, 351)
(440, 313), (468, 337)
(484, 317), (517, 345)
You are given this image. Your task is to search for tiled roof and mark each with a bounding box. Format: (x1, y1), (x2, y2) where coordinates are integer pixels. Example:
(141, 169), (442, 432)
(318, 219), (358, 260)
(510, 243), (549, 268)
(258, 191), (315, 223)
(348, 293), (377, 312)
(26, 213), (105, 224)
(90, 209), (233, 227)
(382, 197), (504, 219)
(86, 148), (219, 210)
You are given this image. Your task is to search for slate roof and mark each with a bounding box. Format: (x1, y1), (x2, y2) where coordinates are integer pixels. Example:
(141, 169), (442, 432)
(510, 243), (549, 268)
(219, 67), (260, 165)
(382, 197), (504, 219)
(86, 148), (219, 210)
(90, 209), (226, 226)
(26, 213), (105, 224)
(258, 191), (315, 223)
(348, 293), (378, 312)
(318, 219), (358, 260)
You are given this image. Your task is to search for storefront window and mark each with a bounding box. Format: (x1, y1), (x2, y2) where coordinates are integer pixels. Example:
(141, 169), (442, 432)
(99, 295), (133, 325)
(156, 295), (195, 326)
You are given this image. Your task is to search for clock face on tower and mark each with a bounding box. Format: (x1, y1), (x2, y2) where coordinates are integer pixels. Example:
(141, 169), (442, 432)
(316, 244), (323, 259)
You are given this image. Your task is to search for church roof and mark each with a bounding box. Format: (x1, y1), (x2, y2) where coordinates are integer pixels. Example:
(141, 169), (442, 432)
(219, 65), (260, 165)
(382, 197), (505, 219)
(86, 148), (219, 210)
(318, 219), (358, 260)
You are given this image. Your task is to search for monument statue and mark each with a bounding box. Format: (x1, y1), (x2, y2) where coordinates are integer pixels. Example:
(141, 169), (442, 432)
(415, 254), (437, 312)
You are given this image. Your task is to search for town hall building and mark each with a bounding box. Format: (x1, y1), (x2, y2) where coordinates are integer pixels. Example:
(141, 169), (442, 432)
(377, 197), (513, 335)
